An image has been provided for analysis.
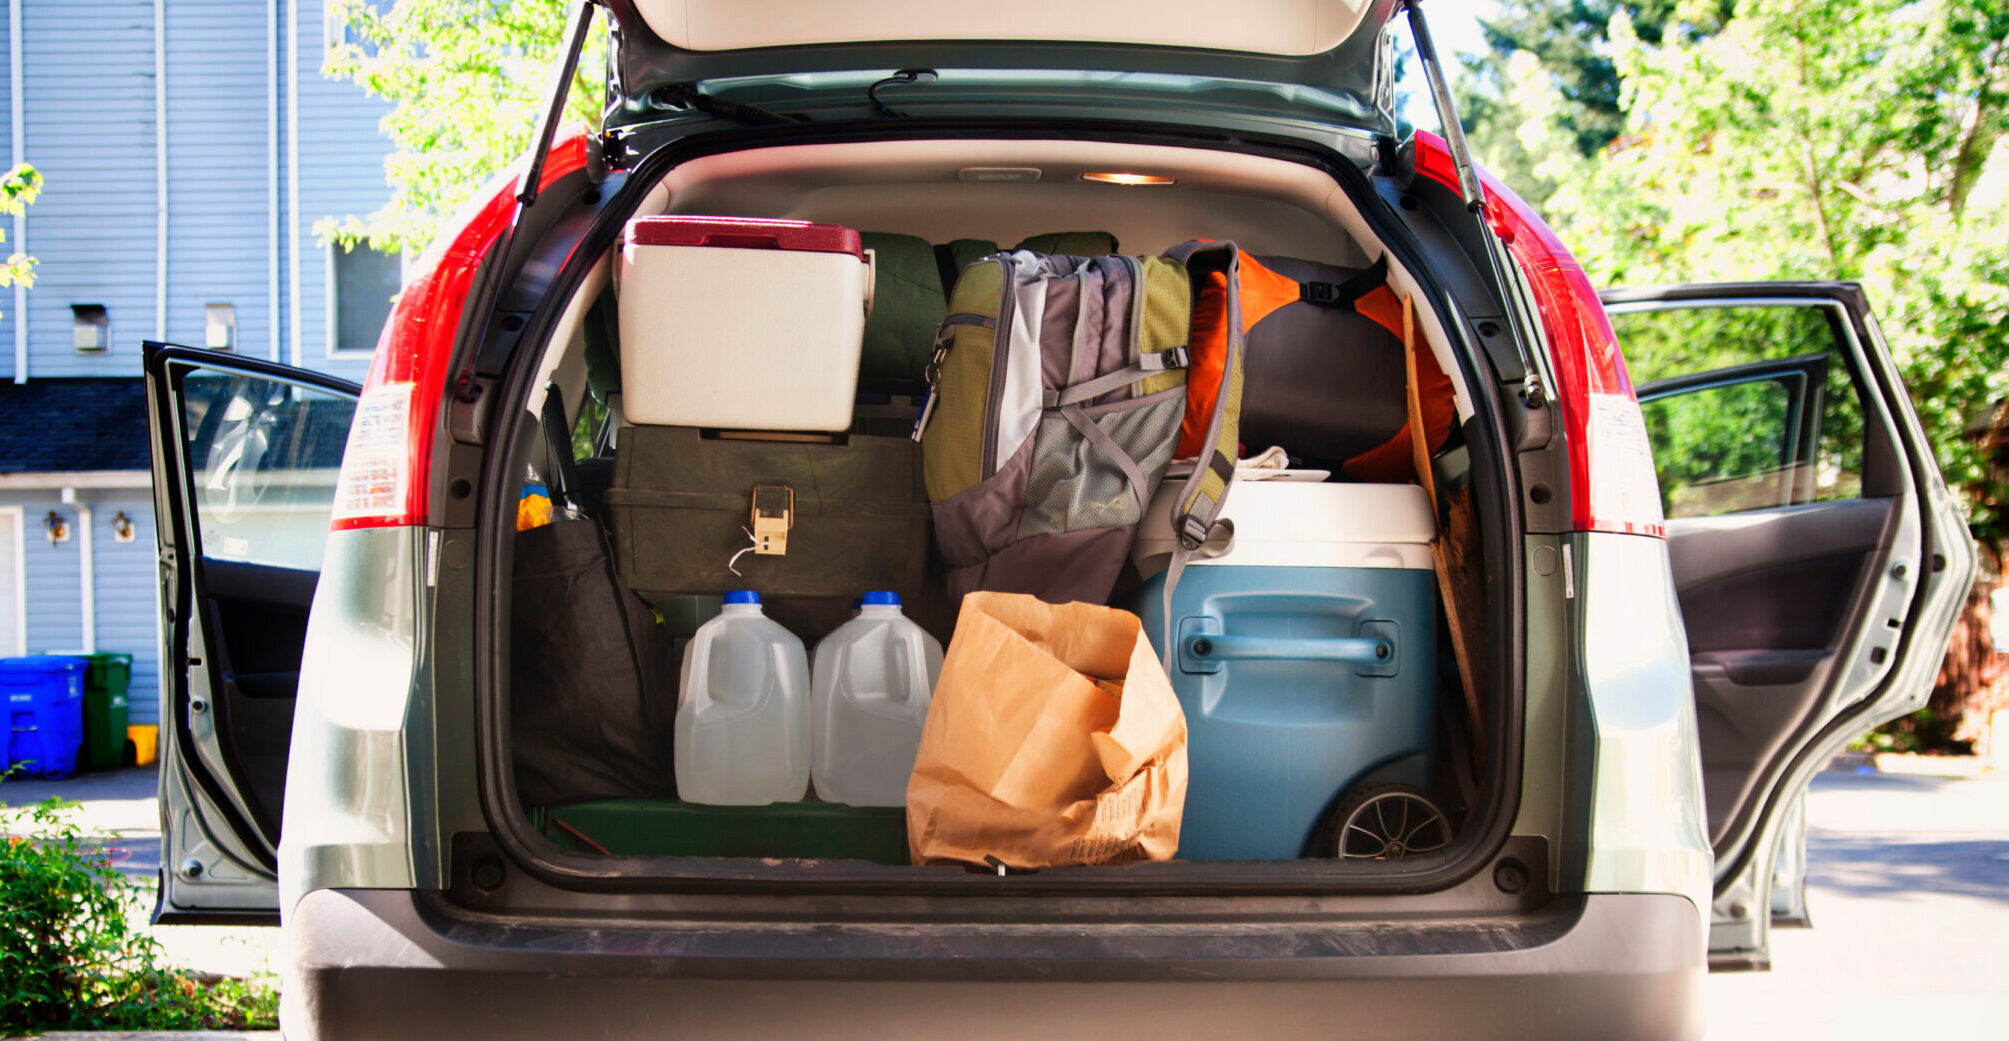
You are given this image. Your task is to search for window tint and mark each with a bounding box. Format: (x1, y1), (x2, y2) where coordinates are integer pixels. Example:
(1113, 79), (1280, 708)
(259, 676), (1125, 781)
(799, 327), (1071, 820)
(179, 372), (355, 571)
(331, 244), (401, 355)
(1614, 304), (1864, 519)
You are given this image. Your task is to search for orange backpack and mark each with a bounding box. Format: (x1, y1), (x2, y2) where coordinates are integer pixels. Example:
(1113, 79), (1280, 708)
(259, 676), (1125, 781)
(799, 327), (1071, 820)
(1178, 254), (1454, 484)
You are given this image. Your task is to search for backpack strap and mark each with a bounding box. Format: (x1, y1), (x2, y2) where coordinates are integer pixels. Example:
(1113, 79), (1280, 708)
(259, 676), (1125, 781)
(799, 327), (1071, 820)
(537, 381), (581, 517)
(1161, 241), (1245, 549)
(1157, 239), (1249, 666)
(1294, 255), (1388, 308)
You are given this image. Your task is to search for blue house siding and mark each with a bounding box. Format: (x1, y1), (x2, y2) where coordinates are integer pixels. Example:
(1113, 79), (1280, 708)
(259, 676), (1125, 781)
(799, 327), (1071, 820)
(164, 0), (274, 360)
(3, 0), (394, 382)
(86, 493), (160, 728)
(4, 487), (162, 729)
(0, 0), (404, 750)
(1, 8), (14, 380)
(15, 489), (82, 654)
(17, 0), (160, 379)
(294, 0), (392, 382)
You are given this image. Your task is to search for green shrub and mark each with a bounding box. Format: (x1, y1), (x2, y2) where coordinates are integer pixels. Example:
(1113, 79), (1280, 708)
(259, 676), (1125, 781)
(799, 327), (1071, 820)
(1851, 707), (1975, 756)
(0, 796), (278, 1032)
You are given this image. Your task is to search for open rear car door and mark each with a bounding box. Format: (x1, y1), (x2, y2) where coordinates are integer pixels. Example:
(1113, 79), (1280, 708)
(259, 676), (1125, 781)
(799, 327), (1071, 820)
(1599, 284), (1975, 968)
(144, 344), (359, 923)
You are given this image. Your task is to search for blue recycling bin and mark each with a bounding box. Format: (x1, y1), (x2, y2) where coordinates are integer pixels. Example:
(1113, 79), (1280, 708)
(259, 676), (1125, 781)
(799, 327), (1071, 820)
(0, 656), (89, 778)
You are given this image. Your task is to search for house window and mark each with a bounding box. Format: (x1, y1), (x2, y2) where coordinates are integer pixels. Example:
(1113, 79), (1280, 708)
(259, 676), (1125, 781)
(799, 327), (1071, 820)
(324, 1), (382, 53)
(328, 243), (402, 357)
(0, 507), (22, 657)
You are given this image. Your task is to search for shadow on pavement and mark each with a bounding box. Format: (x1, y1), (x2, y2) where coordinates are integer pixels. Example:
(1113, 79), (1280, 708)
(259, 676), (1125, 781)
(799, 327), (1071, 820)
(1808, 771), (1964, 794)
(1, 766), (162, 879)
(1807, 832), (2009, 904)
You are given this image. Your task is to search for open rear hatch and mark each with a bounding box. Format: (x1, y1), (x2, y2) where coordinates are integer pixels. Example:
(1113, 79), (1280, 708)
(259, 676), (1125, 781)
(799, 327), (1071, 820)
(473, 124), (1525, 898)
(600, 0), (1402, 131)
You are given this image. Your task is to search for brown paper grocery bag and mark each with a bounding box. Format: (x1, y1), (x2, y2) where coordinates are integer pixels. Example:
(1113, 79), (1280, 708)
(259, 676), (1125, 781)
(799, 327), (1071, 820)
(906, 592), (1188, 868)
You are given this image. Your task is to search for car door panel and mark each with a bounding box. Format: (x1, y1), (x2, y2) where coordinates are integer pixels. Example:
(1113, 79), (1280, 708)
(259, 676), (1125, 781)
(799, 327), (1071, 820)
(1601, 283), (1974, 965)
(1669, 497), (1890, 660)
(145, 343), (358, 923)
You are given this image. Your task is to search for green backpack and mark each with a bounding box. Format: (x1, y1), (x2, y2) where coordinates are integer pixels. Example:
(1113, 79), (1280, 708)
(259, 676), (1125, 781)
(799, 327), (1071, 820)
(917, 242), (1245, 610)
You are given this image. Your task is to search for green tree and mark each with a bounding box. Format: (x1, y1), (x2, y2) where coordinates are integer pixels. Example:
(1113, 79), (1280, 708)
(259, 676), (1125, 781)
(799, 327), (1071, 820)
(1471, 1), (1731, 155)
(0, 164), (42, 319)
(1457, 1), (1733, 208)
(1541, 0), (2009, 531)
(320, 0), (607, 255)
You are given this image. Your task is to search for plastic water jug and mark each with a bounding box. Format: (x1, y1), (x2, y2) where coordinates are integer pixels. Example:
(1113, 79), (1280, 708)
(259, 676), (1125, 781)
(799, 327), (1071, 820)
(810, 592), (944, 806)
(674, 590), (811, 805)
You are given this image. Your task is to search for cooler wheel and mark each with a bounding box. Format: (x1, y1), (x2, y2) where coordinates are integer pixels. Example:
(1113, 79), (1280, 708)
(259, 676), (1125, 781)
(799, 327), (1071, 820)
(1318, 783), (1451, 860)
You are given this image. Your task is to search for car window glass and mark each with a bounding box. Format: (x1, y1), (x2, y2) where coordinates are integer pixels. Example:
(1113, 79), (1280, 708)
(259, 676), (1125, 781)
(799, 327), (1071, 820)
(1614, 304), (1865, 519)
(178, 370), (355, 571)
(1639, 376), (1797, 517)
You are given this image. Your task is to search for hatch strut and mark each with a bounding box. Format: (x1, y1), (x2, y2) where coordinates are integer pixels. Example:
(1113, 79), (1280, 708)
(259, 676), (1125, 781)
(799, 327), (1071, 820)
(1403, 1), (1548, 409)
(517, 0), (598, 209)
(454, 0), (598, 404)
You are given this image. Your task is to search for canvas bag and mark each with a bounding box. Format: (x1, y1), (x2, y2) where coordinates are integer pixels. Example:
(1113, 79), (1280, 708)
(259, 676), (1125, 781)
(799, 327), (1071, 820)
(905, 592), (1188, 867)
(510, 393), (677, 805)
(917, 244), (1245, 606)
(602, 426), (930, 601)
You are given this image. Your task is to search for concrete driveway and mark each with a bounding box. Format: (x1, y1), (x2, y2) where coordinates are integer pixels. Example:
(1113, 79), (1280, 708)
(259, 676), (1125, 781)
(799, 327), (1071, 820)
(1707, 765), (2009, 1039)
(6, 762), (2004, 1037)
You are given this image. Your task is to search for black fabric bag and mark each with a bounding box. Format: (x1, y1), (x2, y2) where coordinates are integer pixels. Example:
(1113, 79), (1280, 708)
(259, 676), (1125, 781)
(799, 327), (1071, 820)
(509, 514), (678, 807)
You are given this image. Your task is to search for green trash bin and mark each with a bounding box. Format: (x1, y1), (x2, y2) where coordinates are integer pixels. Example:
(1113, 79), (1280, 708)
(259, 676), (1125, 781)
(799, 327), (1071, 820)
(79, 653), (132, 771)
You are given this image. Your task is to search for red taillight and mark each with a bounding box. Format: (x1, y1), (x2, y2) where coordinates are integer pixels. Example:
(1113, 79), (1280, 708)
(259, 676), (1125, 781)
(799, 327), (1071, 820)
(1414, 131), (1665, 538)
(331, 133), (592, 531)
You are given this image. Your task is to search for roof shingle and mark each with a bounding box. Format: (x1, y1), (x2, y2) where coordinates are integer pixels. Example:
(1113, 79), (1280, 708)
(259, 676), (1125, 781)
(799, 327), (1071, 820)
(0, 377), (151, 473)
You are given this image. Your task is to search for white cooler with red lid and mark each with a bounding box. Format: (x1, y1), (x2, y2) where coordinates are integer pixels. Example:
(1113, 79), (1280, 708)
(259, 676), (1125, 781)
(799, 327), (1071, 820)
(618, 216), (872, 431)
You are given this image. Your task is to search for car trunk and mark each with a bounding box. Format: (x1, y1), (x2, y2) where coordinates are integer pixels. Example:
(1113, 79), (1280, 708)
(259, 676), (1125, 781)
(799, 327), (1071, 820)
(476, 129), (1523, 893)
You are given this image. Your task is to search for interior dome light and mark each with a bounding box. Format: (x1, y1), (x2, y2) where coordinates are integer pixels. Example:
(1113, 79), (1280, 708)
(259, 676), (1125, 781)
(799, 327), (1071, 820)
(1081, 171), (1175, 186)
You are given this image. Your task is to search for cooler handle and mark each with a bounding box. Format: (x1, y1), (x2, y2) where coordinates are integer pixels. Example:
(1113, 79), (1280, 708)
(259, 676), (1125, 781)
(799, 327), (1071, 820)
(1175, 618), (1402, 678)
(1181, 634), (1389, 664)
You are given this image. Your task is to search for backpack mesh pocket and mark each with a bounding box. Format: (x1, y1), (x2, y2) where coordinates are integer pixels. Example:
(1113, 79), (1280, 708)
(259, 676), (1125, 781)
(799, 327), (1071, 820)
(1016, 390), (1184, 539)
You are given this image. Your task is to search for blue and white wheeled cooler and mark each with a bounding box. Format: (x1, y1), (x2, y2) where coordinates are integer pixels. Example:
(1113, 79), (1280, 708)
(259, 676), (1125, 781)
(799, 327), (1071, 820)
(1127, 479), (1438, 860)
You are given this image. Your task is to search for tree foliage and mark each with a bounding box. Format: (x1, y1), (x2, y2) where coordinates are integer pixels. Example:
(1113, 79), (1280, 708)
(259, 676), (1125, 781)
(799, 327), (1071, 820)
(1486, 0), (2009, 541)
(1467, 0), (1731, 157)
(1461, 0), (2009, 745)
(321, 0), (607, 255)
(0, 164), (42, 320)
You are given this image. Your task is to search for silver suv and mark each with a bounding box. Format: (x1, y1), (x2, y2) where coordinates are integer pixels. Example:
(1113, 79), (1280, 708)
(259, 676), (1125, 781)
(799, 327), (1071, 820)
(141, 3), (1973, 1038)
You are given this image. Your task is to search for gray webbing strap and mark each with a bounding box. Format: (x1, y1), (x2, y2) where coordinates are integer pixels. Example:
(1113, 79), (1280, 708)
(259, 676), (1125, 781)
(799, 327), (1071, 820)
(1154, 239), (1249, 668)
(1040, 346), (1189, 409)
(1159, 514), (1235, 671)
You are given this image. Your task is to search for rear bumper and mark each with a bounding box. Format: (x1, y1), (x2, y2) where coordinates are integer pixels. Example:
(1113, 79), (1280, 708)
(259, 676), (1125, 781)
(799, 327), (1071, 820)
(281, 887), (1705, 1040)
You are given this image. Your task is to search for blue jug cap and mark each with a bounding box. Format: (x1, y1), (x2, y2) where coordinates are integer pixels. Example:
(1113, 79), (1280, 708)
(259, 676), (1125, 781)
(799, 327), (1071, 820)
(723, 590), (761, 606)
(861, 591), (900, 607)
